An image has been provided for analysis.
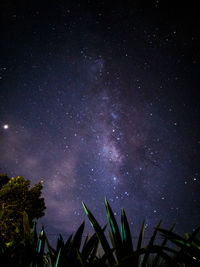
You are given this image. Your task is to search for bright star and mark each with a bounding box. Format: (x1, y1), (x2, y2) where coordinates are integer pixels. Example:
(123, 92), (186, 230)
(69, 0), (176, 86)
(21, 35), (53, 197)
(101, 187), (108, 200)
(3, 124), (9, 129)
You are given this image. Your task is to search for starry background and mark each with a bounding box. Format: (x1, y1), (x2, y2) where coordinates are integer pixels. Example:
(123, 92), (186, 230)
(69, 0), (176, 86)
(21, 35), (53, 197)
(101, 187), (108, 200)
(0, 1), (200, 247)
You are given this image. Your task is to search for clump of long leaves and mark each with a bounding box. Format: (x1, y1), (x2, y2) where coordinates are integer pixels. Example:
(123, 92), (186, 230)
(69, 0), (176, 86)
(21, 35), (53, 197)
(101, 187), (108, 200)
(45, 221), (101, 267)
(82, 198), (173, 267)
(82, 198), (200, 266)
(1, 199), (200, 266)
(156, 227), (200, 266)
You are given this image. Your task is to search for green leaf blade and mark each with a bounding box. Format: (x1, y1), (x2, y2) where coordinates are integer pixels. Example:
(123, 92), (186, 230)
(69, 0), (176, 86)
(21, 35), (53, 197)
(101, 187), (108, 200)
(105, 198), (123, 260)
(82, 201), (116, 266)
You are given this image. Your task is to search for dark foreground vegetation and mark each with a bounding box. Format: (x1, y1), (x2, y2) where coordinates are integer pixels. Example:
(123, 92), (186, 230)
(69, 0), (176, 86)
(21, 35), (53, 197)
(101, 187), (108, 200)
(0, 174), (199, 266)
(0, 199), (200, 267)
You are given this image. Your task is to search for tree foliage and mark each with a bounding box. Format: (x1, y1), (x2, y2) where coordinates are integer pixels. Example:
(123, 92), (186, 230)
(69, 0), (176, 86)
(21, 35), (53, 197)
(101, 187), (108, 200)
(0, 173), (10, 190)
(0, 175), (46, 246)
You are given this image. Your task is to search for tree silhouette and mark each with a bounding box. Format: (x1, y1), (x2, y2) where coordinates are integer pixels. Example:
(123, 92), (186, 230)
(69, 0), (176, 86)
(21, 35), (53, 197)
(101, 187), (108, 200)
(0, 175), (46, 246)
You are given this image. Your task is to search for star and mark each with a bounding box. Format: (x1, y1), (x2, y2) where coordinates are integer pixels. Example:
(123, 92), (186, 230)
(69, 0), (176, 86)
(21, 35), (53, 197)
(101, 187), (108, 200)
(3, 124), (9, 129)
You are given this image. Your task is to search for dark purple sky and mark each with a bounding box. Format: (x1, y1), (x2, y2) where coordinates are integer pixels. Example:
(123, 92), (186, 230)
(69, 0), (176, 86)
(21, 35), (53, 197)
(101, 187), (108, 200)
(0, 1), (200, 247)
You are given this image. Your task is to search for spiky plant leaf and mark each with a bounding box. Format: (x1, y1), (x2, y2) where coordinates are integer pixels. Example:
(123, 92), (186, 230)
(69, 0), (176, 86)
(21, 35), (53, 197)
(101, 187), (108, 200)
(137, 221), (145, 250)
(121, 208), (133, 255)
(87, 237), (99, 263)
(108, 230), (115, 249)
(185, 232), (200, 249)
(166, 238), (200, 260)
(133, 220), (145, 267)
(146, 245), (177, 265)
(158, 227), (187, 243)
(56, 234), (64, 252)
(54, 247), (61, 267)
(153, 223), (175, 266)
(71, 221), (85, 251)
(141, 220), (162, 267)
(76, 249), (86, 267)
(45, 237), (57, 267)
(82, 201), (116, 266)
(157, 226), (200, 265)
(64, 233), (73, 250)
(37, 226), (46, 254)
(158, 228), (198, 251)
(186, 226), (200, 244)
(105, 197), (123, 261)
(81, 232), (99, 261)
(82, 233), (89, 251)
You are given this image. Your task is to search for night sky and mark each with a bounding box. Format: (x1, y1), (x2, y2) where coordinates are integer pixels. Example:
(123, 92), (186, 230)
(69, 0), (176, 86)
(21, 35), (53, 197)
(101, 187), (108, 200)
(0, 1), (200, 247)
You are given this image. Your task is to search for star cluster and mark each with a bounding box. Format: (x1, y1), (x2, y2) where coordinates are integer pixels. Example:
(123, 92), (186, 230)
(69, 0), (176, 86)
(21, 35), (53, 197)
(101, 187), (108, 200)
(0, 2), (200, 247)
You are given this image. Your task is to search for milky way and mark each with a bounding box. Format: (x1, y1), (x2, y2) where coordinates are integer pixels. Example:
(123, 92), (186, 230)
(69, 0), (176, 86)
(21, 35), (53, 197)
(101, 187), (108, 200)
(0, 2), (200, 247)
